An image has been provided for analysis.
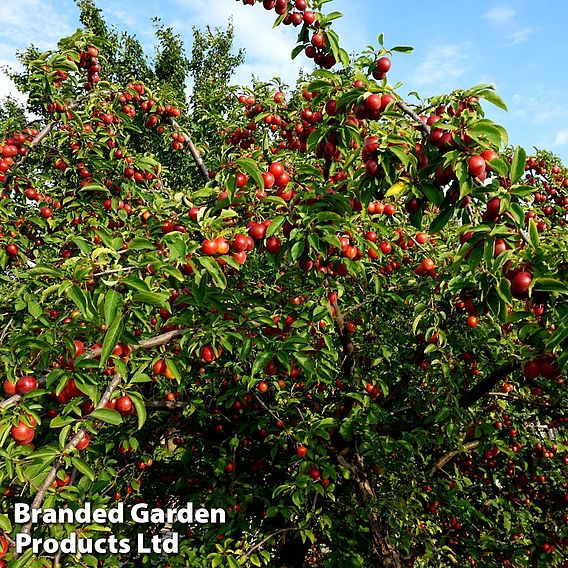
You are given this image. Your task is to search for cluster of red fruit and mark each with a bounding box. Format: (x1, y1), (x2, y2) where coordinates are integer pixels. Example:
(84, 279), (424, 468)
(78, 45), (102, 90)
(0, 130), (37, 181)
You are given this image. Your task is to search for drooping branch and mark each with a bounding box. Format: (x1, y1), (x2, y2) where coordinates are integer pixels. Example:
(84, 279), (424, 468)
(0, 329), (188, 409)
(18, 373), (123, 538)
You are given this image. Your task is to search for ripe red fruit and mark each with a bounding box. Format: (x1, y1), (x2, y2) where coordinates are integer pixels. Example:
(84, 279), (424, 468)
(415, 232), (429, 244)
(116, 395), (133, 415)
(269, 162), (285, 178)
(311, 33), (325, 48)
(201, 239), (219, 255)
(466, 315), (478, 328)
(523, 360), (540, 379)
(379, 242), (392, 254)
(3, 380), (16, 396)
(232, 234), (248, 252)
(262, 171), (275, 189)
(308, 467), (321, 480)
(40, 206), (53, 218)
(480, 149), (498, 169)
(467, 155), (486, 178)
(6, 244), (18, 256)
(0, 536), (7, 558)
(16, 375), (38, 394)
(383, 203), (395, 216)
(76, 433), (90, 450)
(375, 57), (391, 75)
(257, 381), (269, 393)
(266, 236), (281, 254)
(235, 172), (248, 188)
(510, 271), (533, 300)
(249, 223), (267, 240)
(365, 94), (382, 112)
(152, 359), (167, 375)
(297, 445), (307, 458)
(11, 421), (35, 443)
(422, 258), (435, 271)
(201, 344), (217, 363)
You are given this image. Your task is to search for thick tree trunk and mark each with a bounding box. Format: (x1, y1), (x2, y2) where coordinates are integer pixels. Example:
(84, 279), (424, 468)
(340, 451), (402, 568)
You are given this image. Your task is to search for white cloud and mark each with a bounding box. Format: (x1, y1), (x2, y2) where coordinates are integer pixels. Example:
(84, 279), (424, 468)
(411, 45), (473, 91)
(508, 26), (539, 45)
(555, 128), (568, 146)
(484, 6), (517, 25)
(173, 0), (306, 89)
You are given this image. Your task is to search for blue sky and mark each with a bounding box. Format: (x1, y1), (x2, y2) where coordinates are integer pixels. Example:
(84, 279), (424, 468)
(0, 0), (567, 162)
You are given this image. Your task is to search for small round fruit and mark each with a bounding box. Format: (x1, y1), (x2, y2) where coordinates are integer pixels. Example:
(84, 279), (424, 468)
(297, 445), (307, 458)
(466, 315), (478, 328)
(76, 433), (90, 450)
(375, 57), (391, 74)
(257, 381), (269, 393)
(16, 375), (38, 394)
(116, 395), (133, 415)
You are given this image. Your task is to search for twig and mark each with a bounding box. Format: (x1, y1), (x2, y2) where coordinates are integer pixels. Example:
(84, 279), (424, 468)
(92, 266), (136, 277)
(0, 395), (21, 411)
(429, 440), (479, 476)
(244, 527), (301, 560)
(396, 101), (431, 136)
(167, 118), (210, 182)
(146, 400), (186, 411)
(0, 317), (14, 345)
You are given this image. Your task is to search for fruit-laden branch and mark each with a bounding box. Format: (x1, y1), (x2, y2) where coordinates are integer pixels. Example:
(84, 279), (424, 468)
(459, 362), (520, 408)
(167, 117), (210, 182)
(1, 329), (188, 409)
(18, 373), (123, 539)
(429, 440), (480, 476)
(396, 101), (431, 136)
(2, 92), (99, 189)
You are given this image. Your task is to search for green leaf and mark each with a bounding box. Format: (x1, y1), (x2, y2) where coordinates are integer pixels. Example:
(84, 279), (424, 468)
(252, 351), (274, 378)
(72, 456), (95, 481)
(236, 157), (264, 190)
(104, 289), (123, 328)
(0, 513), (12, 532)
(528, 218), (539, 249)
(99, 315), (124, 367)
(391, 45), (414, 53)
(429, 208), (453, 234)
(66, 284), (88, 317)
(510, 146), (527, 184)
(130, 393), (147, 430)
(27, 299), (42, 318)
(532, 278), (568, 294)
(90, 408), (123, 425)
(131, 291), (168, 307)
(197, 256), (227, 289)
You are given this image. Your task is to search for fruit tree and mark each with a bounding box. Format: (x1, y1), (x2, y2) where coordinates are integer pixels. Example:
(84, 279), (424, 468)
(0, 0), (566, 566)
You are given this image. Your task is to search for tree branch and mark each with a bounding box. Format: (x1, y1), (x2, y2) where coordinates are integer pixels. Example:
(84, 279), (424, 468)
(459, 362), (520, 408)
(244, 527), (301, 560)
(396, 101), (431, 136)
(19, 374), (122, 538)
(167, 118), (210, 182)
(429, 440), (479, 476)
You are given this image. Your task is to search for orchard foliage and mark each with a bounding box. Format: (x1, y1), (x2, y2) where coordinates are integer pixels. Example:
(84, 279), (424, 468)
(0, 0), (567, 567)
